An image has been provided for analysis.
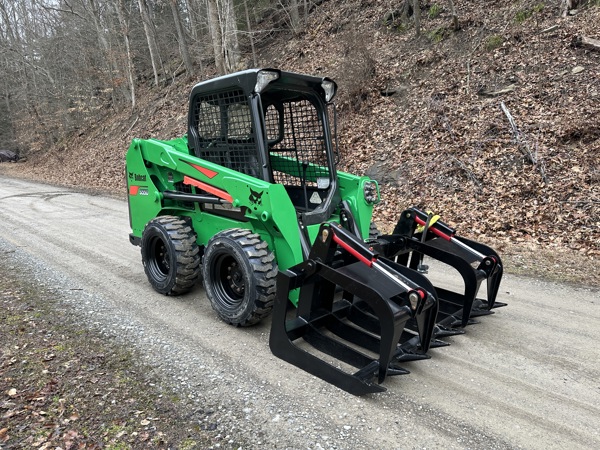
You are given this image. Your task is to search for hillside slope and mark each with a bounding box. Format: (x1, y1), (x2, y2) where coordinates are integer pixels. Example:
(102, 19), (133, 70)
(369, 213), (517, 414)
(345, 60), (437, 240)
(2, 0), (598, 283)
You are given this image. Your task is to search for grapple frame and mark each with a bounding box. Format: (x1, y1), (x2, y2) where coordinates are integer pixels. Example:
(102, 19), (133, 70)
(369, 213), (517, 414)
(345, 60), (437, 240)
(388, 208), (506, 331)
(270, 223), (438, 395)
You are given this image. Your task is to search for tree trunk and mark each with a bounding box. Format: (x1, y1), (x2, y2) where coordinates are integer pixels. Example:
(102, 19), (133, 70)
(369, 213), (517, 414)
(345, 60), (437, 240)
(289, 0), (300, 30)
(244, 0), (257, 67)
(137, 0), (163, 86)
(169, 0), (194, 76)
(0, 1), (17, 42)
(413, 0), (421, 36)
(206, 0), (225, 74)
(183, 0), (199, 41)
(447, 0), (459, 30)
(222, 0), (240, 72)
(561, 0), (578, 17)
(116, 0), (136, 110)
(183, 0), (204, 71)
(88, 0), (125, 107)
(88, 0), (109, 52)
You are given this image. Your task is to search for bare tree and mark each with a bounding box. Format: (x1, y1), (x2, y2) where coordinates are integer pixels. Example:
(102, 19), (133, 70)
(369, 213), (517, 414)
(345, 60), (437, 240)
(183, 0), (200, 41)
(116, 0), (136, 110)
(137, 0), (164, 85)
(87, 0), (110, 51)
(244, 0), (257, 67)
(221, 0), (240, 72)
(169, 0), (194, 76)
(206, 0), (226, 74)
(289, 0), (300, 30)
(413, 0), (421, 36)
(447, 0), (459, 30)
(562, 0), (578, 17)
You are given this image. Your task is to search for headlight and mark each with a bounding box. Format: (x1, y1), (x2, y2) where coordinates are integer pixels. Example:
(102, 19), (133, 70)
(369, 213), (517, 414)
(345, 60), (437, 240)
(255, 70), (280, 93)
(363, 180), (379, 204)
(321, 79), (337, 102)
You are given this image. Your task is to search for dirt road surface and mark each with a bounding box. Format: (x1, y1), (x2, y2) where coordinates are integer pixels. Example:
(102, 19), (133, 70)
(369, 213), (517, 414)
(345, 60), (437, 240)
(1, 177), (599, 449)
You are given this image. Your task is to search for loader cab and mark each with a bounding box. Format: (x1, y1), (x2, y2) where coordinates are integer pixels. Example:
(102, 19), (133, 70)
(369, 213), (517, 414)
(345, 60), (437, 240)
(188, 69), (340, 226)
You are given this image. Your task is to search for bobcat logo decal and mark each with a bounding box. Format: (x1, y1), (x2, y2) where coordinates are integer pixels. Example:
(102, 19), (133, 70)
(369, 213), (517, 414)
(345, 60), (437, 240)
(249, 188), (264, 210)
(128, 172), (146, 182)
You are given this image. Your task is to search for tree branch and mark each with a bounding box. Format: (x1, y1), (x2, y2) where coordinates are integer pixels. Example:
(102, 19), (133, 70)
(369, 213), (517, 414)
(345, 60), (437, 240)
(39, 3), (86, 21)
(500, 102), (548, 183)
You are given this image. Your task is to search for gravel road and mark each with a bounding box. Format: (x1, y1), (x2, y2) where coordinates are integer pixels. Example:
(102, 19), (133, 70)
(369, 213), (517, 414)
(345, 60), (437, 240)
(1, 177), (599, 449)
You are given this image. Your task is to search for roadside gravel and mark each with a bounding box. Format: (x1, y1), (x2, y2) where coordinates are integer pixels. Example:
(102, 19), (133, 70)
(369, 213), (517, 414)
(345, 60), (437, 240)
(1, 177), (599, 450)
(0, 236), (377, 450)
(1, 239), (243, 449)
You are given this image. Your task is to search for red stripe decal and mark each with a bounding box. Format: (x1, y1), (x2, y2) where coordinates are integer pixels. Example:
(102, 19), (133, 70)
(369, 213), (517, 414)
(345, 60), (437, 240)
(185, 161), (218, 179)
(414, 216), (452, 241)
(129, 185), (140, 196)
(183, 176), (233, 203)
(332, 234), (374, 267)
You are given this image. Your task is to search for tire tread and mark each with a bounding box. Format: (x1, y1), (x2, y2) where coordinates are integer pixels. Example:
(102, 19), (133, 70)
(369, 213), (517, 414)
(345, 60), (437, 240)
(142, 215), (201, 295)
(204, 228), (277, 327)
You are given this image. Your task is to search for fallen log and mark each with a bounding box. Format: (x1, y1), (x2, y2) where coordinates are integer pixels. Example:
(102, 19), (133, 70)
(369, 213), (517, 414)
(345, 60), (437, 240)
(572, 35), (600, 52)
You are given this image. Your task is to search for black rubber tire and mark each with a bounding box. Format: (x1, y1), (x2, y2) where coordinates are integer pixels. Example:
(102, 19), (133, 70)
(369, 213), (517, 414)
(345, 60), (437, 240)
(202, 229), (277, 327)
(141, 216), (201, 295)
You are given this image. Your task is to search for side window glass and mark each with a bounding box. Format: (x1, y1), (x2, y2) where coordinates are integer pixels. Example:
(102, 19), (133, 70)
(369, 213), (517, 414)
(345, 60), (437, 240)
(194, 97), (221, 140)
(227, 103), (253, 142)
(264, 104), (283, 143)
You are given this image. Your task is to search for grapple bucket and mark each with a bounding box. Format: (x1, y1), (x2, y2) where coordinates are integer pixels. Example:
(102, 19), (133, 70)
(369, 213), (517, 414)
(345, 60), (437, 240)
(383, 208), (505, 338)
(269, 223), (438, 395)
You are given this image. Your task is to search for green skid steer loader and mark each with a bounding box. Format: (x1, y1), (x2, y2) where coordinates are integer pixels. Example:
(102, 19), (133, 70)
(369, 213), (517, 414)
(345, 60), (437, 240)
(126, 69), (505, 395)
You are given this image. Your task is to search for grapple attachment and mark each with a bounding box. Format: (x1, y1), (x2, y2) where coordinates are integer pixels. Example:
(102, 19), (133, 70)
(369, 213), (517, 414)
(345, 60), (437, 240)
(381, 207), (505, 337)
(269, 223), (438, 395)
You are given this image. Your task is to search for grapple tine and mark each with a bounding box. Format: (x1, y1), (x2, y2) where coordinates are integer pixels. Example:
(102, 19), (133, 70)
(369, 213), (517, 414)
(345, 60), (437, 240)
(454, 235), (504, 310)
(467, 309), (494, 318)
(387, 363), (410, 376)
(394, 350), (430, 362)
(429, 339), (451, 348)
(374, 207), (506, 332)
(433, 324), (465, 338)
(269, 224), (438, 395)
(269, 268), (387, 395)
(376, 256), (439, 352)
(487, 257), (504, 308)
(349, 306), (432, 359)
(405, 241), (479, 328)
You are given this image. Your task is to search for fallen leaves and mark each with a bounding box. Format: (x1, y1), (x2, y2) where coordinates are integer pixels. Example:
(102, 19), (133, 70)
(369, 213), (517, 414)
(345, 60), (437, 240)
(1, 274), (215, 449)
(1, 2), (598, 262)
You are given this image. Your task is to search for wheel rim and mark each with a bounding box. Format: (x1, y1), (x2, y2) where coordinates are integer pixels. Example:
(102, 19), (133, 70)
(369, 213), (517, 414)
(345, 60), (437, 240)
(147, 235), (170, 282)
(213, 252), (245, 311)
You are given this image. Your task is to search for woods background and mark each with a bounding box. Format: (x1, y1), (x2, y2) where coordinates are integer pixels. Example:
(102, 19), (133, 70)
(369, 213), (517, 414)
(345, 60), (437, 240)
(0, 0), (598, 271)
(0, 0), (292, 147)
